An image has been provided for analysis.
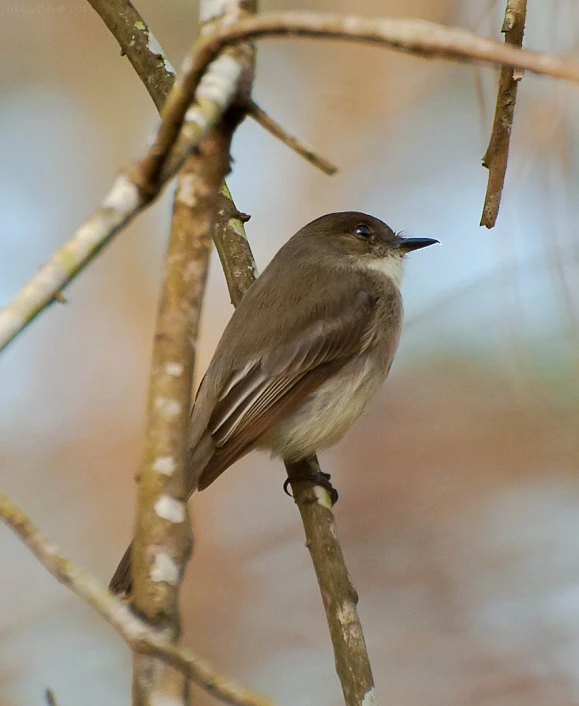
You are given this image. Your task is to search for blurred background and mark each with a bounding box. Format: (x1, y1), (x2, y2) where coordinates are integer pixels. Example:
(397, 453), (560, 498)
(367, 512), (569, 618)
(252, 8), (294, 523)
(2, 0), (579, 704)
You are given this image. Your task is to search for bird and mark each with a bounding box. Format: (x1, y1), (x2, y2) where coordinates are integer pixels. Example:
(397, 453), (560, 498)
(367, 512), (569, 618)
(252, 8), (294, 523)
(109, 211), (438, 594)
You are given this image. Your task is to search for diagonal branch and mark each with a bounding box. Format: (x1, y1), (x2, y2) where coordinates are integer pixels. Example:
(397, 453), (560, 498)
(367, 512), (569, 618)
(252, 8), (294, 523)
(210, 168), (376, 706)
(0, 45), (244, 354)
(480, 0), (528, 228)
(122, 2), (255, 705)
(247, 100), (338, 175)
(0, 491), (276, 706)
(285, 460), (374, 706)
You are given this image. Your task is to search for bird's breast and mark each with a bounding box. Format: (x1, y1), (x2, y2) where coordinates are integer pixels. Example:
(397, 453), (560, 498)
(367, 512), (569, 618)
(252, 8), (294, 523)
(258, 351), (389, 461)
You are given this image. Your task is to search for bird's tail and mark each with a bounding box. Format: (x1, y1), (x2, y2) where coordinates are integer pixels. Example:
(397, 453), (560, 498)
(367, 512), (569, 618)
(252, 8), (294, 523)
(109, 542), (133, 594)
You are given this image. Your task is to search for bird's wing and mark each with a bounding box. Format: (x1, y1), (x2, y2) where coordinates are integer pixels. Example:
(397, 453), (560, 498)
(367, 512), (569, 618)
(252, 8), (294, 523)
(197, 289), (380, 489)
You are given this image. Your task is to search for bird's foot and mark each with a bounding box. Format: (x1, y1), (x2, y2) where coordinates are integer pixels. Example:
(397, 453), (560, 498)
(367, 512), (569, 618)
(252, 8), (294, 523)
(283, 458), (339, 505)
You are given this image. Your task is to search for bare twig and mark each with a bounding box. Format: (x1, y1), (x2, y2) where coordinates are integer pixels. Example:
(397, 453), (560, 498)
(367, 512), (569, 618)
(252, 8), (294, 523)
(136, 10), (579, 202)
(248, 100), (338, 175)
(0, 491), (276, 706)
(481, 0), (528, 228)
(1, 11), (577, 353)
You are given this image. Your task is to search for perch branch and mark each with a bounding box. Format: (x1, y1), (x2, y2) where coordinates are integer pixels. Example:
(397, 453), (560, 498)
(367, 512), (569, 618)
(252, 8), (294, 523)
(0, 491), (276, 706)
(248, 100), (338, 175)
(2, 11), (578, 353)
(480, 0), (528, 228)
(213, 182), (258, 307)
(285, 460), (374, 706)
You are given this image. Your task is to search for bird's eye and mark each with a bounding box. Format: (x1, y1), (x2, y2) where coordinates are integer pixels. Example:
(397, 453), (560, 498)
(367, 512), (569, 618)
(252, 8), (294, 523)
(355, 224), (371, 237)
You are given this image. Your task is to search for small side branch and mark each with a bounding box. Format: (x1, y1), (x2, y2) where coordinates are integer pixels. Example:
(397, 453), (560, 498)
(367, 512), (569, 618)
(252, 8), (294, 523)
(0, 491), (276, 706)
(138, 11), (579, 210)
(248, 100), (338, 175)
(480, 0), (528, 228)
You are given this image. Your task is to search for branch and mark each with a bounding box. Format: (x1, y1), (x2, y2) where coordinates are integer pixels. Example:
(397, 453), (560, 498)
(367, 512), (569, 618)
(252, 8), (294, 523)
(213, 182), (258, 307)
(131, 10), (579, 211)
(285, 460), (374, 706)
(248, 100), (338, 175)
(0, 491), (276, 706)
(129, 145), (219, 704)
(129, 0), (256, 702)
(480, 0), (528, 228)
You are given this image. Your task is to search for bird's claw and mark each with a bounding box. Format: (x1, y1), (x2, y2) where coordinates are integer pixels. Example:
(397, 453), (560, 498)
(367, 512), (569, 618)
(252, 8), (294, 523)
(283, 465), (339, 505)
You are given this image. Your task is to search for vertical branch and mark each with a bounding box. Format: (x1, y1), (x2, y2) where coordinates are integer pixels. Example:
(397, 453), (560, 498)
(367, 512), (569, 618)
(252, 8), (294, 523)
(131, 118), (242, 705)
(480, 0), (527, 228)
(130, 0), (255, 702)
(130, 152), (212, 705)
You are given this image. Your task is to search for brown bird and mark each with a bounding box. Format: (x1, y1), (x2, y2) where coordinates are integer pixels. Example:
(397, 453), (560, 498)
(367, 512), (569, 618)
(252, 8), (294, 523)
(110, 211), (438, 593)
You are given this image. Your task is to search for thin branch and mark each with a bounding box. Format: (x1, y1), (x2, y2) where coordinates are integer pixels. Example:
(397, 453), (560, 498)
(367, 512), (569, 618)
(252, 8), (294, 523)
(1, 11), (577, 353)
(285, 460), (374, 706)
(213, 197), (376, 706)
(129, 0), (256, 703)
(480, 0), (528, 228)
(248, 100), (338, 175)
(0, 491), (276, 706)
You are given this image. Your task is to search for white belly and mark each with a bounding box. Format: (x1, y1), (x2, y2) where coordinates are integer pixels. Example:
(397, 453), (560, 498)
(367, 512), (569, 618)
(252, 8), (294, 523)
(258, 354), (385, 461)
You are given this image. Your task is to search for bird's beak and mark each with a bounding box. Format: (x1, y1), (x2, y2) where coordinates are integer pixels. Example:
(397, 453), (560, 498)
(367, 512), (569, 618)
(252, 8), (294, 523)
(396, 237), (440, 252)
